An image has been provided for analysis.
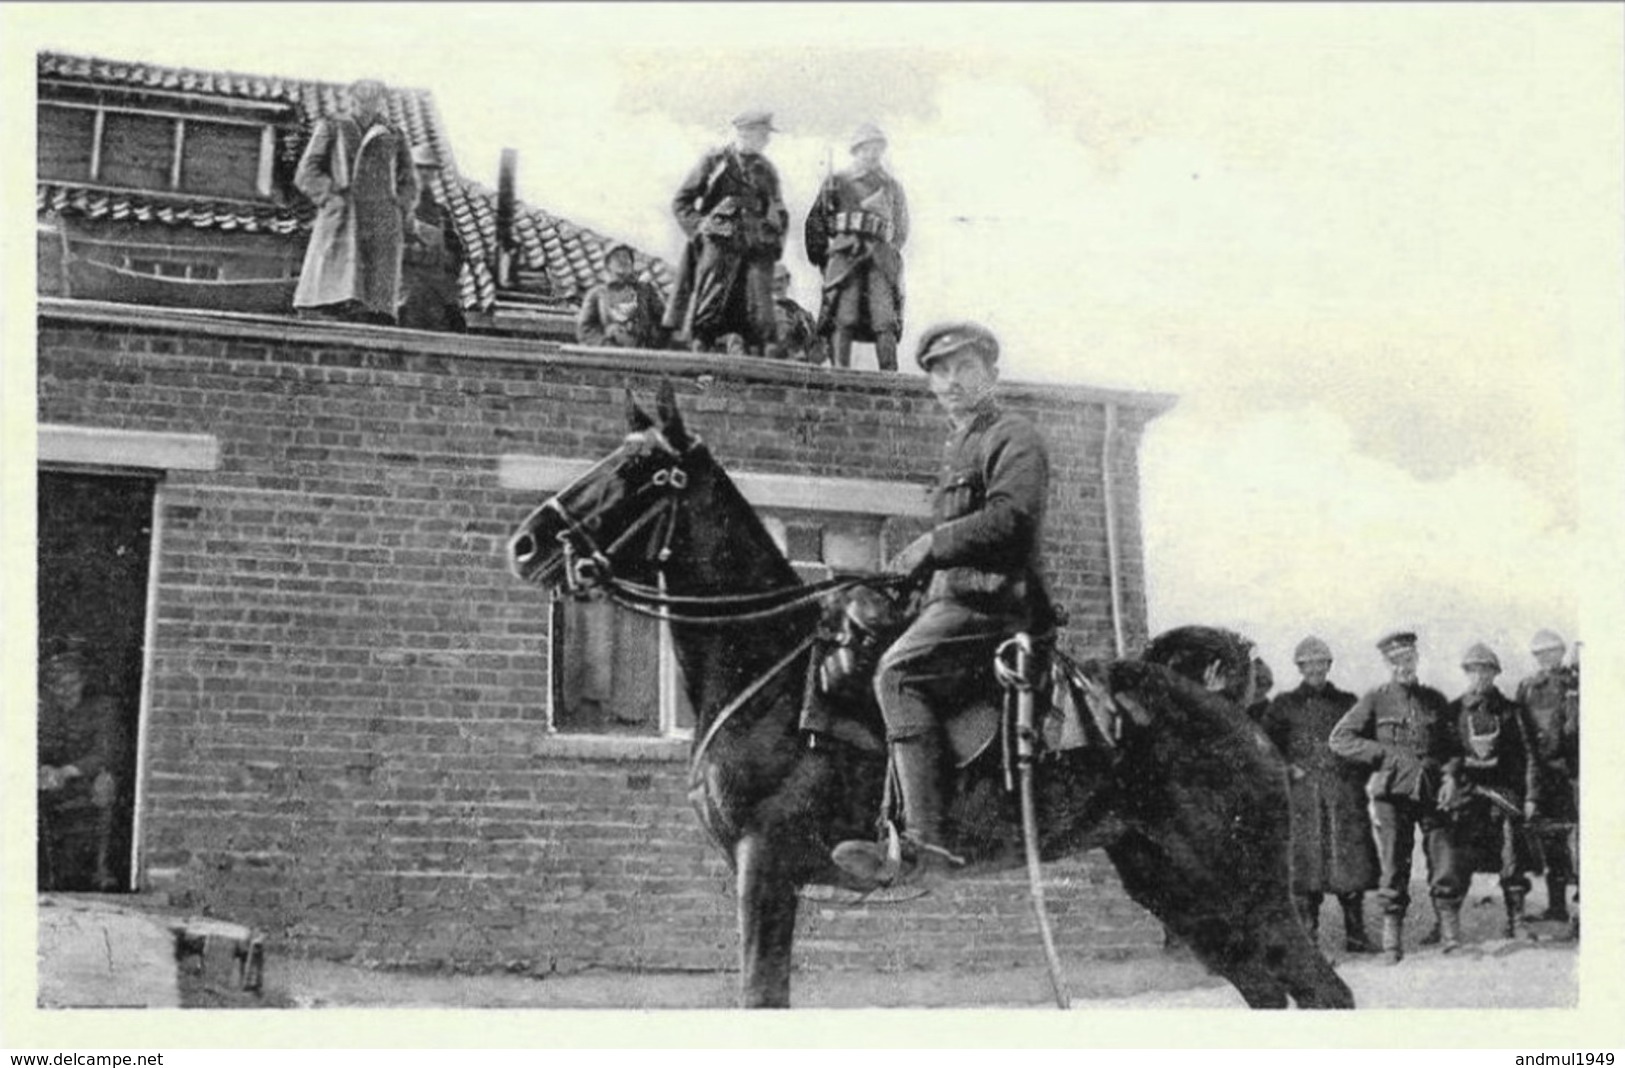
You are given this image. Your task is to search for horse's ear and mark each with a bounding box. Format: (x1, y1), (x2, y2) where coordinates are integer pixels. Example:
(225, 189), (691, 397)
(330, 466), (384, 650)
(625, 389), (654, 432)
(655, 379), (691, 450)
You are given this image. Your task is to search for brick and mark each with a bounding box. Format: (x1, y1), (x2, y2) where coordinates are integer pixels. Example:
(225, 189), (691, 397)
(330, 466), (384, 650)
(37, 305), (1168, 976)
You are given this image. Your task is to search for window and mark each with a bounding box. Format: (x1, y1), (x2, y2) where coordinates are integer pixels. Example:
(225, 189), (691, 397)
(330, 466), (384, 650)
(504, 455), (929, 740)
(39, 104), (96, 180)
(97, 111), (176, 190)
(36, 100), (275, 200)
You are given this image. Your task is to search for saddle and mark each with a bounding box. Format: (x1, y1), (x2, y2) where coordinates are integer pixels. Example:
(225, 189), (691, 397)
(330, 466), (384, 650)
(799, 585), (1118, 768)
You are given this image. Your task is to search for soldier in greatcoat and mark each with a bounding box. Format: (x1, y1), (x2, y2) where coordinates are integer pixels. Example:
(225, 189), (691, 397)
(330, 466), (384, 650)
(830, 323), (1054, 894)
(293, 79), (419, 325)
(1514, 628), (1580, 924)
(804, 123), (909, 371)
(1329, 631), (1466, 963)
(664, 111), (788, 355)
(1260, 636), (1379, 952)
(1441, 642), (1543, 943)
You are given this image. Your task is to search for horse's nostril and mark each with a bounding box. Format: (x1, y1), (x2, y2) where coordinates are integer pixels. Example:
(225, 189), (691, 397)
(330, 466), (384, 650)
(585, 515), (601, 531)
(513, 534), (536, 563)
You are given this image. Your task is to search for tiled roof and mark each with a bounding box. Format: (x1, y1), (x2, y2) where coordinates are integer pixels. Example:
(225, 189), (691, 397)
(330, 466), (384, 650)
(36, 50), (672, 310)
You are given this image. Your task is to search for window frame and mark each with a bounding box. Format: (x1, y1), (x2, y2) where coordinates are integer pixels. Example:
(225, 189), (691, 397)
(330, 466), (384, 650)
(39, 100), (277, 201)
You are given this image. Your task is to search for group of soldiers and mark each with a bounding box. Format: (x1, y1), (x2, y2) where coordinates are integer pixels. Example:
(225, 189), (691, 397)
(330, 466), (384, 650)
(1256, 629), (1580, 964)
(577, 110), (908, 368)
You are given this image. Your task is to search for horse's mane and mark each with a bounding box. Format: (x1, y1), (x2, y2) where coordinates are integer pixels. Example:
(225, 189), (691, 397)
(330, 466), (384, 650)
(1141, 625), (1256, 705)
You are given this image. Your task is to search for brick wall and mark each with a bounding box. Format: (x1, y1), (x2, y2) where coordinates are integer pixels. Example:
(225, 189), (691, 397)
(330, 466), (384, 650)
(36, 300), (1173, 978)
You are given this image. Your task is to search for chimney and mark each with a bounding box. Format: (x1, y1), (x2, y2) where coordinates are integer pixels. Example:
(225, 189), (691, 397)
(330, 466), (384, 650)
(496, 148), (517, 288)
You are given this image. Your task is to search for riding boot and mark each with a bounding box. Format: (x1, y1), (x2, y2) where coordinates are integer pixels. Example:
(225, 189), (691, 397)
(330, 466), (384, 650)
(891, 733), (959, 888)
(874, 331), (898, 372)
(1381, 914), (1404, 965)
(1437, 898), (1463, 953)
(1504, 888), (1538, 941)
(832, 329), (855, 369)
(1539, 875), (1571, 922)
(830, 733), (958, 892)
(1339, 893), (1377, 953)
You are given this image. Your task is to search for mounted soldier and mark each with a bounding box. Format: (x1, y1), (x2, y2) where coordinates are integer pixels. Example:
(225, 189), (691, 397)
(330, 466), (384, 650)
(664, 110), (788, 355)
(804, 123), (909, 371)
(830, 322), (1054, 892)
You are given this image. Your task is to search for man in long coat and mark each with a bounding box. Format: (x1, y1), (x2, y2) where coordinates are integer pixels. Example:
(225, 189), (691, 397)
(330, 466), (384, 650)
(663, 111), (787, 355)
(294, 79), (418, 325)
(1443, 642), (1543, 943)
(1261, 636), (1379, 952)
(804, 123), (909, 371)
(1329, 630), (1465, 963)
(1514, 628), (1580, 924)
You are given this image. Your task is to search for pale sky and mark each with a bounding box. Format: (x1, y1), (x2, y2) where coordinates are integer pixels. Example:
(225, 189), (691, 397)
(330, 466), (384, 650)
(7, 3), (1622, 694)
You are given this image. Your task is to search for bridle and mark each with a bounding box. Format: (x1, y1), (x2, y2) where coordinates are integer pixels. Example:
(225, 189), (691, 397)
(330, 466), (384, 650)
(534, 433), (911, 781)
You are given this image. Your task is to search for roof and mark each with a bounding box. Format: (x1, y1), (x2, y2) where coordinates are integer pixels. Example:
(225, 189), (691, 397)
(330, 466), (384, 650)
(35, 50), (673, 309)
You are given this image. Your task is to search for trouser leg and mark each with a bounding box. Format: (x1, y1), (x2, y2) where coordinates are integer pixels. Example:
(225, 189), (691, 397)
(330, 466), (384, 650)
(1339, 892), (1375, 952)
(1371, 799), (1415, 917)
(873, 331), (898, 372)
(1298, 891), (1323, 941)
(892, 733), (946, 849)
(832, 329), (854, 369)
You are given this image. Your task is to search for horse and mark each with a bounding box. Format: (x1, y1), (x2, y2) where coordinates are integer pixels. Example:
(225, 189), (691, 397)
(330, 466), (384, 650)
(507, 382), (1354, 1010)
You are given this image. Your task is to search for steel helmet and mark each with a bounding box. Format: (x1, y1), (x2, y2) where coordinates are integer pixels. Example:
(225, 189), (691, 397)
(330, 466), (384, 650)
(1293, 636), (1333, 664)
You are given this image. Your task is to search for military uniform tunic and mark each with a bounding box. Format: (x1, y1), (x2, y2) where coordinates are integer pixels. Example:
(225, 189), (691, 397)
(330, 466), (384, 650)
(1262, 682), (1378, 895)
(804, 166), (909, 344)
(576, 278), (668, 350)
(1329, 680), (1465, 915)
(1515, 666), (1579, 880)
(875, 400), (1052, 740)
(664, 146), (787, 352)
(1448, 686), (1542, 890)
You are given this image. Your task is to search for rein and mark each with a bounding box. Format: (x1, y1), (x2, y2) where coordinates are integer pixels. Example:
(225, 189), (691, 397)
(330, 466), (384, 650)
(542, 445), (911, 784)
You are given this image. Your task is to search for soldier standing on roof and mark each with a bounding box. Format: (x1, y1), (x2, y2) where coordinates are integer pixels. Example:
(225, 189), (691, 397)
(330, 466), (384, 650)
(664, 111), (787, 355)
(576, 243), (668, 350)
(293, 79), (418, 326)
(804, 123), (909, 371)
(399, 144), (467, 333)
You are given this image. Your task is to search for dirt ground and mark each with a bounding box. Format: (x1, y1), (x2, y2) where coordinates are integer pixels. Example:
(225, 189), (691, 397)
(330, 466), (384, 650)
(208, 876), (1577, 1011)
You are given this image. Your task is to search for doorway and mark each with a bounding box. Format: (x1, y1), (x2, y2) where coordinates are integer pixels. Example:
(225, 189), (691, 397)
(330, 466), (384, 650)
(36, 469), (156, 892)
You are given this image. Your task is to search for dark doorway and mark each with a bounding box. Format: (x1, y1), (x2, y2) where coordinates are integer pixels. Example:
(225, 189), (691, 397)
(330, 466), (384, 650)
(37, 469), (156, 892)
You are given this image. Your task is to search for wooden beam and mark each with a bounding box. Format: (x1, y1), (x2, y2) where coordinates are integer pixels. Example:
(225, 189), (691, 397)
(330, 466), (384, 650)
(170, 118), (186, 190)
(256, 125), (275, 197)
(88, 108), (104, 181)
(38, 424), (220, 471)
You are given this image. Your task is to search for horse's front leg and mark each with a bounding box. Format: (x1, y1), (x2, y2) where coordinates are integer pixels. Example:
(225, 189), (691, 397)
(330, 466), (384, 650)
(736, 832), (800, 1008)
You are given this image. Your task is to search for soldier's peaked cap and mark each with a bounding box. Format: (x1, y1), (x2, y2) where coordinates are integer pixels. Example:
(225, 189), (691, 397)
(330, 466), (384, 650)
(1293, 635), (1333, 663)
(1461, 642), (1501, 671)
(732, 109), (778, 131)
(915, 321), (1000, 370)
(1376, 630), (1418, 656)
(1530, 629), (1566, 653)
(850, 123), (888, 151)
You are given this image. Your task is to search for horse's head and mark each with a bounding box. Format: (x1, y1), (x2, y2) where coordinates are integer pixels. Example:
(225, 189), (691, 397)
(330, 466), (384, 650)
(507, 381), (702, 592)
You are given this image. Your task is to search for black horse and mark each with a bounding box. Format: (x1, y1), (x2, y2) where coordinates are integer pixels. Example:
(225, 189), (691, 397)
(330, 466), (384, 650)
(507, 384), (1353, 1009)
